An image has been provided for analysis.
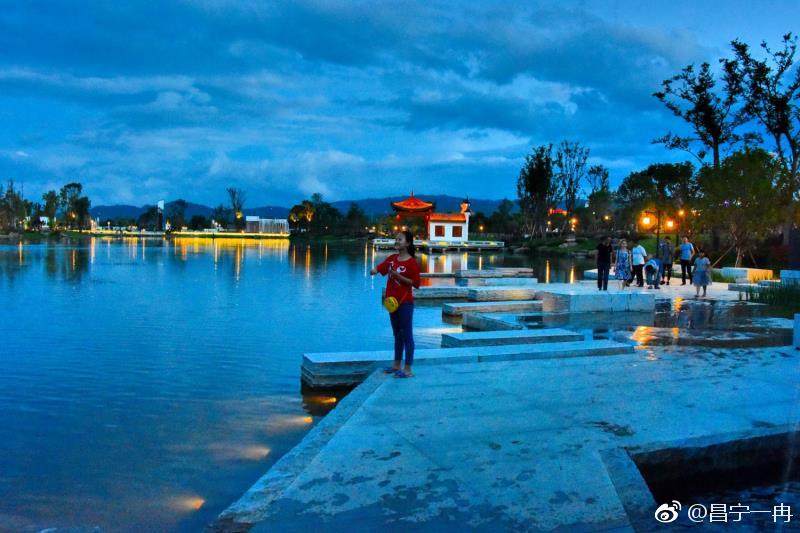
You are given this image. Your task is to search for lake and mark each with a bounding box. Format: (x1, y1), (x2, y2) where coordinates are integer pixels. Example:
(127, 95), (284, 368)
(0, 237), (593, 531)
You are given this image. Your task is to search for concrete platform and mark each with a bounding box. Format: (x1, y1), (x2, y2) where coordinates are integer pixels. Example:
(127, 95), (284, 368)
(221, 345), (800, 531)
(455, 269), (530, 279)
(535, 285), (654, 313)
(461, 313), (525, 331)
(466, 286), (539, 301)
(488, 267), (534, 275)
(720, 266), (774, 282)
(781, 270), (800, 285)
(481, 277), (538, 286)
(301, 340), (634, 388)
(412, 286), (470, 299)
(442, 300), (542, 317)
(795, 314), (800, 349)
(441, 328), (584, 347)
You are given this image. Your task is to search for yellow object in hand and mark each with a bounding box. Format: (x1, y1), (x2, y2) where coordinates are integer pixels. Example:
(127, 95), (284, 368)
(383, 296), (399, 313)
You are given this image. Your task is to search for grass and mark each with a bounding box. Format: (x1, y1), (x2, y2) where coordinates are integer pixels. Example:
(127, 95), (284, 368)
(711, 271), (737, 283)
(746, 283), (800, 314)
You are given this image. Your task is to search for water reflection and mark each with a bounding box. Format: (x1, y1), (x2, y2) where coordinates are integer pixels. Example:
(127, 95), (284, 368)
(3, 241), (594, 287)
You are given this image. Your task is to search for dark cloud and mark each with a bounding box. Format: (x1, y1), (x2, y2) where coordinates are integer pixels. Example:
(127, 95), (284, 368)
(0, 1), (785, 205)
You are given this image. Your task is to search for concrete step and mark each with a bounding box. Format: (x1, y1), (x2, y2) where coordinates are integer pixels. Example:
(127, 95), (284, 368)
(441, 328), (583, 347)
(467, 286), (539, 301)
(442, 300), (542, 316)
(535, 286), (654, 312)
(720, 267), (774, 282)
(462, 313), (524, 331)
(481, 277), (539, 286)
(455, 269), (530, 278)
(489, 267), (533, 273)
(301, 339), (635, 388)
(412, 286), (470, 299)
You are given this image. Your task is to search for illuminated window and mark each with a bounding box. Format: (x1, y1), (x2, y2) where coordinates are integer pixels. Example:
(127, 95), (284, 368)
(452, 226), (463, 237)
(434, 225), (445, 237)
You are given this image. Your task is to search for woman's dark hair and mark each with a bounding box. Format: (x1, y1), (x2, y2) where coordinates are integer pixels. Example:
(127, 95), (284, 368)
(401, 230), (416, 257)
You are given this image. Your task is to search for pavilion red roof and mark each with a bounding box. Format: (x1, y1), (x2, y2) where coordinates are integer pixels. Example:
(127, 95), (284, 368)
(429, 213), (466, 222)
(391, 193), (434, 212)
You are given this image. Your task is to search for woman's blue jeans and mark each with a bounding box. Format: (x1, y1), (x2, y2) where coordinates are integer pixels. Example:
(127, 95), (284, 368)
(389, 302), (415, 366)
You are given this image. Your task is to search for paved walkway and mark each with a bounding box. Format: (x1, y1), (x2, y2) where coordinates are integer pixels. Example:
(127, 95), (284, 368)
(576, 278), (746, 302)
(232, 344), (800, 532)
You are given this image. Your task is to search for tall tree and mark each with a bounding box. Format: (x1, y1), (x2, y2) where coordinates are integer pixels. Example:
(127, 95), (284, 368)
(489, 198), (516, 235)
(59, 182), (83, 225)
(554, 140), (589, 232)
(517, 144), (561, 238)
(616, 162), (695, 234)
(587, 165), (610, 194)
(227, 188), (246, 229)
(212, 204), (230, 228)
(727, 33), (800, 244)
(42, 190), (58, 228)
(654, 62), (750, 168)
(1, 180), (26, 230)
(72, 196), (91, 231)
(167, 199), (188, 230)
(345, 203), (368, 234)
(698, 149), (783, 266)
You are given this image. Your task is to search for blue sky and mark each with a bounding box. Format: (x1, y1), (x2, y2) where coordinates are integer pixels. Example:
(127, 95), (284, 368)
(0, 1), (795, 207)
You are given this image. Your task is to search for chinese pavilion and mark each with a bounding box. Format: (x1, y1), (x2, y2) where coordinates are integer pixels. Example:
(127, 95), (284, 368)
(391, 192), (471, 242)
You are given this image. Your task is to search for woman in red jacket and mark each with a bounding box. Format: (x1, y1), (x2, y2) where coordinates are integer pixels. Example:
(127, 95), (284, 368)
(370, 230), (421, 378)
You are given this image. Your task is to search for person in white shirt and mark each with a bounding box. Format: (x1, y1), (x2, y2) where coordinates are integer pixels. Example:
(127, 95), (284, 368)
(628, 239), (647, 287)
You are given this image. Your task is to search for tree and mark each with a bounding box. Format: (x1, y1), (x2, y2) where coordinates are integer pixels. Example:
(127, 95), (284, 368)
(728, 33), (800, 244)
(587, 165), (610, 195)
(616, 162), (695, 235)
(345, 203), (368, 234)
(227, 188), (246, 229)
(188, 215), (210, 230)
(654, 62), (751, 168)
(554, 140), (589, 232)
(212, 204), (230, 228)
(59, 183), (83, 226)
(517, 145), (561, 238)
(138, 205), (160, 230)
(72, 196), (91, 230)
(1, 180), (26, 231)
(167, 199), (188, 230)
(42, 190), (58, 228)
(698, 149), (784, 266)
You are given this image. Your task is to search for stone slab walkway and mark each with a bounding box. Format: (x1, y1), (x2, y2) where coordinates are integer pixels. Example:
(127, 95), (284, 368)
(222, 344), (800, 532)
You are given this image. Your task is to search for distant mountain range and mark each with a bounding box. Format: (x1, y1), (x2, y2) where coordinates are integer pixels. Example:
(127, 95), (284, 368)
(90, 195), (520, 220)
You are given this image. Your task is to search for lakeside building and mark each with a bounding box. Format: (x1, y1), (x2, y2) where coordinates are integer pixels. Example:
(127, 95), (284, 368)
(391, 192), (471, 242)
(245, 216), (290, 235)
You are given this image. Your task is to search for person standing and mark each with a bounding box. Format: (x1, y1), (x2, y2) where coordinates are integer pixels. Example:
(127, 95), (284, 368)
(679, 236), (696, 285)
(658, 236), (674, 285)
(596, 236), (613, 291)
(614, 239), (632, 291)
(370, 230), (421, 378)
(692, 249), (711, 297)
(629, 239), (647, 287)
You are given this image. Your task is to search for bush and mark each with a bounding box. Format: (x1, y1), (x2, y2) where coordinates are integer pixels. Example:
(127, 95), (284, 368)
(746, 283), (800, 314)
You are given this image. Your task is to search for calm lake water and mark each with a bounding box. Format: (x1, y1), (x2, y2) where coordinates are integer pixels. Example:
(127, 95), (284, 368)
(0, 237), (592, 531)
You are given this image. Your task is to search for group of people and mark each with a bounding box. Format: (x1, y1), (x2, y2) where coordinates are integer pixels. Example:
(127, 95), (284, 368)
(596, 235), (712, 297)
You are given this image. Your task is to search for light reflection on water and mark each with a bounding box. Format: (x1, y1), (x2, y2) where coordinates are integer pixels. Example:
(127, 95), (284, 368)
(1, 238), (567, 531)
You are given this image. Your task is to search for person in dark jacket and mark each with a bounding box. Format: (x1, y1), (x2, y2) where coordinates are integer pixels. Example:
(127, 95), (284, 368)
(595, 236), (613, 291)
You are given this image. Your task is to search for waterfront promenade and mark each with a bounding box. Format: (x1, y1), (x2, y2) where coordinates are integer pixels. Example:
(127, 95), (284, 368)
(215, 344), (799, 531)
